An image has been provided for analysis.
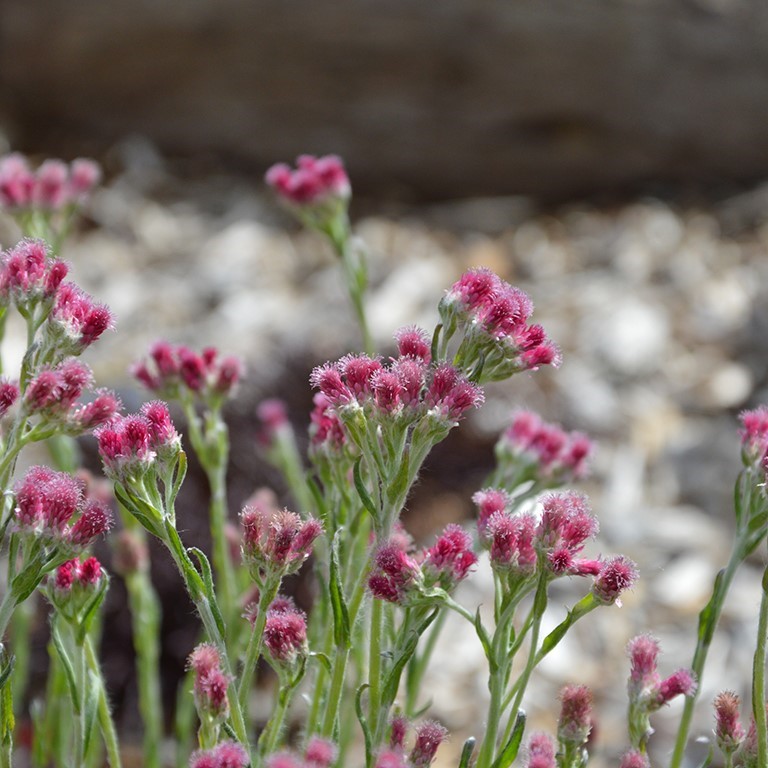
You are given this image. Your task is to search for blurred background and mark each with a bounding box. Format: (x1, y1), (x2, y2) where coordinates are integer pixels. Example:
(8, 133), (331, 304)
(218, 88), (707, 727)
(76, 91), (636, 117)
(3, 1), (768, 765)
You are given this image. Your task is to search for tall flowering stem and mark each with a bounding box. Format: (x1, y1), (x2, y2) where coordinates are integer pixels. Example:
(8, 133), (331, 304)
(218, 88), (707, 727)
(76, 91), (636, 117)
(671, 409), (768, 767)
(132, 343), (244, 636)
(97, 407), (250, 754)
(266, 155), (373, 355)
(753, 557), (768, 765)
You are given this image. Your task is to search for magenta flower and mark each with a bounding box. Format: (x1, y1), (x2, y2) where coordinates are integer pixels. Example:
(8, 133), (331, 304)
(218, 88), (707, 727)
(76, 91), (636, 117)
(47, 282), (112, 353)
(304, 737), (338, 768)
(408, 720), (448, 768)
(368, 541), (422, 605)
(473, 487), (512, 539)
(394, 325), (432, 363)
(0, 239), (68, 309)
(537, 492), (598, 574)
(240, 504), (322, 584)
(187, 643), (231, 721)
(263, 597), (308, 664)
(266, 154), (350, 207)
(421, 524), (477, 591)
(487, 511), (537, 576)
(714, 691), (745, 756)
(53, 556), (103, 592)
(619, 751), (650, 768)
(0, 154), (35, 208)
(190, 742), (249, 768)
(591, 555), (638, 605)
(309, 393), (347, 452)
(524, 733), (556, 768)
(557, 684), (593, 746)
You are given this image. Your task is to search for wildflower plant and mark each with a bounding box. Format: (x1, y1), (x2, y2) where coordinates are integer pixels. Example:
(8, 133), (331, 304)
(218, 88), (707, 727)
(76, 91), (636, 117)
(0, 148), (763, 768)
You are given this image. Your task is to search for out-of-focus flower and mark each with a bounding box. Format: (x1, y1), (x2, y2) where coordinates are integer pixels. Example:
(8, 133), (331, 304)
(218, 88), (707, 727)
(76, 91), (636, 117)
(266, 155), (350, 207)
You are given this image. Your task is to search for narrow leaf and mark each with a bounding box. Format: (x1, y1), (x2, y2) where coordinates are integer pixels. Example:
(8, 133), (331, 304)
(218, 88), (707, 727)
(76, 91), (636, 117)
(458, 737), (476, 768)
(353, 458), (378, 519)
(189, 547), (226, 638)
(491, 711), (526, 768)
(330, 532), (351, 649)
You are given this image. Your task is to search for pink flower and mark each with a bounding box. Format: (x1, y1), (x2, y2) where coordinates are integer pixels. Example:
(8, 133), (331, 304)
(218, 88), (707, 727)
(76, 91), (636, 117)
(266, 155), (350, 206)
(70, 389), (121, 432)
(389, 715), (409, 749)
(653, 669), (697, 709)
(740, 405), (768, 466)
(0, 378), (19, 418)
(263, 597), (307, 664)
(0, 154), (34, 208)
(53, 556), (103, 591)
(0, 239), (68, 308)
(627, 634), (661, 696)
(240, 504), (322, 581)
(714, 691), (745, 756)
(368, 541), (422, 604)
(525, 733), (556, 768)
(15, 466), (81, 532)
(190, 742), (249, 768)
(304, 737), (338, 768)
(394, 326), (431, 363)
(48, 282), (112, 352)
(408, 720), (447, 768)
(33, 160), (69, 210)
(375, 751), (407, 768)
(309, 393), (346, 452)
(591, 555), (638, 605)
(537, 492), (598, 572)
(257, 398), (290, 447)
(425, 364), (484, 422)
(421, 524), (477, 590)
(472, 487), (511, 539)
(619, 751), (650, 768)
(487, 511), (537, 575)
(68, 158), (102, 199)
(187, 643), (231, 720)
(557, 684), (593, 745)
(96, 413), (158, 480)
(69, 500), (112, 547)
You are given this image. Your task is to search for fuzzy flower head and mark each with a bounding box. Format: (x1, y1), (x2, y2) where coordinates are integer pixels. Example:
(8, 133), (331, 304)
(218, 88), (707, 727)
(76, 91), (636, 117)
(266, 154), (350, 207)
(48, 556), (107, 624)
(262, 596), (308, 666)
(536, 492), (598, 574)
(714, 691), (745, 757)
(497, 410), (593, 484)
(486, 511), (538, 577)
(189, 742), (249, 768)
(256, 398), (290, 448)
(45, 281), (112, 355)
(525, 733), (556, 768)
(619, 751), (650, 768)
(23, 358), (120, 435)
(368, 540), (423, 605)
(438, 269), (560, 381)
(304, 737), (338, 768)
(0, 239), (68, 311)
(133, 342), (244, 404)
(739, 406), (768, 466)
(187, 643), (231, 722)
(627, 634), (661, 698)
(557, 684), (593, 747)
(591, 555), (638, 606)
(421, 524), (477, 592)
(309, 393), (347, 454)
(240, 503), (322, 585)
(408, 720), (448, 768)
(473, 487), (512, 540)
(0, 154), (101, 213)
(14, 466), (111, 549)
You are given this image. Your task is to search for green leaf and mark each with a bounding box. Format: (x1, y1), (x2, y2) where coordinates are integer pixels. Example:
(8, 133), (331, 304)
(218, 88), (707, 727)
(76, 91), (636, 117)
(430, 324), (442, 364)
(329, 532), (352, 649)
(51, 624), (80, 715)
(491, 711), (526, 768)
(114, 484), (162, 538)
(458, 737), (476, 768)
(538, 614), (573, 659)
(310, 652), (333, 675)
(307, 477), (329, 522)
(82, 672), (99, 755)
(169, 450), (188, 505)
(353, 458), (378, 520)
(0, 656), (14, 691)
(189, 547), (226, 638)
(164, 519), (205, 599)
(381, 609), (438, 708)
(355, 684), (372, 765)
(474, 608), (496, 672)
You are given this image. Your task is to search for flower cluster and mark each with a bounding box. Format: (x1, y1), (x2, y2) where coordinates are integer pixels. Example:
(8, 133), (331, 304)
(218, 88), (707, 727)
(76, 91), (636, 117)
(368, 524), (477, 605)
(266, 155), (350, 208)
(0, 239), (68, 312)
(524, 733), (557, 768)
(437, 268), (560, 382)
(374, 719), (448, 768)
(14, 466), (112, 550)
(494, 410), (592, 486)
(54, 556), (103, 592)
(557, 683), (593, 751)
(132, 341), (243, 405)
(626, 634), (697, 748)
(311, 343), (483, 429)
(261, 596), (308, 666)
(263, 737), (338, 768)
(739, 406), (768, 469)
(96, 401), (181, 483)
(476, 490), (637, 603)
(308, 393), (347, 456)
(24, 358), (119, 434)
(239, 503), (322, 588)
(0, 153), (101, 212)
(188, 644), (232, 722)
(713, 691), (747, 763)
(189, 741), (249, 768)
(44, 281), (113, 356)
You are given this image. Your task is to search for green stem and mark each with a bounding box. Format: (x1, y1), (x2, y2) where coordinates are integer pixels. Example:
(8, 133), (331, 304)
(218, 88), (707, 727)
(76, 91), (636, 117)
(367, 597), (384, 748)
(207, 459), (238, 632)
(10, 597), (33, 714)
(238, 582), (279, 719)
(259, 682), (292, 757)
(84, 636), (122, 768)
(753, 560), (768, 766)
(670, 538), (746, 768)
(321, 645), (350, 738)
(125, 569), (162, 768)
(0, 591), (18, 645)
